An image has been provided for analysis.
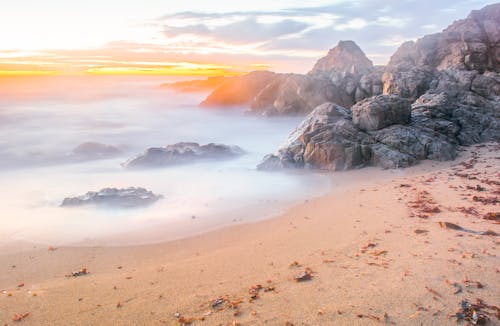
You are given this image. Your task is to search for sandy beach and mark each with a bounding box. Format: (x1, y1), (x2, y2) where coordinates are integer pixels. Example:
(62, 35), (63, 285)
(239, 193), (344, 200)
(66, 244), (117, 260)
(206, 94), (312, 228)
(0, 143), (498, 325)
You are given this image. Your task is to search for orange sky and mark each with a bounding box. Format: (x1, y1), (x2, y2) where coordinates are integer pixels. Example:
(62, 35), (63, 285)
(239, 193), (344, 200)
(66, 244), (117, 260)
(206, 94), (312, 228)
(0, 0), (495, 77)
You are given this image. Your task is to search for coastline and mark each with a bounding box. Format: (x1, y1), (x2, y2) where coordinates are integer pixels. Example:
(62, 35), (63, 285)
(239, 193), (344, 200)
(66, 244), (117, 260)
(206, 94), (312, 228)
(1, 143), (498, 325)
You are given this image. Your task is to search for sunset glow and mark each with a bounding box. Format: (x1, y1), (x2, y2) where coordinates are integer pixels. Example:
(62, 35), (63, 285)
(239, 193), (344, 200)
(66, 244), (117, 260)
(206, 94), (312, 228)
(0, 0), (495, 76)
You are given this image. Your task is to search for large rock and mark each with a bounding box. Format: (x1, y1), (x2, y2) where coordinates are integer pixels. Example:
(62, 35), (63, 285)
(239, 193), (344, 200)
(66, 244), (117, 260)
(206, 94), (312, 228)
(351, 95), (411, 131)
(260, 3), (499, 172)
(61, 187), (162, 208)
(250, 74), (352, 115)
(69, 142), (121, 161)
(310, 40), (374, 75)
(382, 3), (500, 100)
(258, 103), (372, 171)
(123, 142), (244, 168)
(199, 71), (277, 107)
(258, 99), (457, 171)
(310, 41), (383, 104)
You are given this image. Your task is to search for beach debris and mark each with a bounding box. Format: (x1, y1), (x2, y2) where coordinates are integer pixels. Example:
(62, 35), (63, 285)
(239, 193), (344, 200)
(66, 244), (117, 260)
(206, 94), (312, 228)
(294, 268), (313, 282)
(445, 279), (463, 294)
(438, 221), (498, 236)
(414, 229), (429, 234)
(17, 282), (24, 288)
(47, 246), (57, 251)
(289, 261), (301, 268)
(116, 302), (123, 308)
(12, 312), (30, 322)
(456, 206), (479, 216)
(356, 314), (382, 321)
(472, 196), (499, 205)
(483, 212), (500, 222)
(360, 242), (377, 253)
(425, 286), (442, 298)
(66, 267), (89, 278)
(371, 250), (387, 257)
(212, 297), (225, 308)
(453, 300), (488, 324)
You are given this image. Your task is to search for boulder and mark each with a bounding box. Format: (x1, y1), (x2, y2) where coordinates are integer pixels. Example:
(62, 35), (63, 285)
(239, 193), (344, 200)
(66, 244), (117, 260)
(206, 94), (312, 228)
(258, 103), (373, 171)
(352, 95), (411, 131)
(250, 74), (352, 115)
(69, 142), (121, 160)
(61, 187), (162, 208)
(123, 142), (244, 168)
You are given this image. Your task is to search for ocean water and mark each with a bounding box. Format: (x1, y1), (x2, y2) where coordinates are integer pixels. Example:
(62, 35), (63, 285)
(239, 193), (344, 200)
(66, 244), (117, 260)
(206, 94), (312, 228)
(0, 76), (333, 246)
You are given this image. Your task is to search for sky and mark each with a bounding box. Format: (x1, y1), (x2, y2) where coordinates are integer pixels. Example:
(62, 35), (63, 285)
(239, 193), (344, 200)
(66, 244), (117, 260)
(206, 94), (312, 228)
(0, 0), (496, 76)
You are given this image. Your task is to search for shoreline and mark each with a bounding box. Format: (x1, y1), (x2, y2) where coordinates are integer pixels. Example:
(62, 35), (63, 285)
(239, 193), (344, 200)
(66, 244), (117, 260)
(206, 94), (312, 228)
(1, 143), (498, 325)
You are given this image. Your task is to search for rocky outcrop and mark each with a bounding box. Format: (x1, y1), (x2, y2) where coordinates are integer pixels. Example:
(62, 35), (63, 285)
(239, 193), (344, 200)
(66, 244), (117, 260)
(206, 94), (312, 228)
(250, 74), (352, 115)
(310, 40), (374, 75)
(123, 142), (244, 168)
(352, 95), (411, 131)
(258, 100), (457, 171)
(68, 142), (121, 160)
(309, 40), (383, 103)
(382, 3), (500, 100)
(259, 3), (500, 171)
(200, 40), (382, 115)
(61, 187), (162, 208)
(199, 71), (276, 107)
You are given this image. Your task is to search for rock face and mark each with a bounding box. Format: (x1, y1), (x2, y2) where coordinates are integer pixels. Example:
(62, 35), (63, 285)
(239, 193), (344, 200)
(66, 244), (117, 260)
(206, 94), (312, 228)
(201, 40), (380, 115)
(199, 71), (276, 107)
(258, 100), (457, 171)
(123, 142), (244, 168)
(382, 3), (500, 100)
(69, 142), (121, 160)
(259, 3), (500, 171)
(310, 40), (374, 75)
(250, 74), (352, 115)
(61, 187), (162, 208)
(352, 95), (411, 131)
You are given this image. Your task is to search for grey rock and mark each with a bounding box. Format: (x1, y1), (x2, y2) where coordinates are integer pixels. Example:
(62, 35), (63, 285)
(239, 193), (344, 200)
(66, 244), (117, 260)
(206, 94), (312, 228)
(123, 142), (244, 168)
(61, 187), (162, 208)
(352, 95), (411, 131)
(69, 142), (121, 160)
(250, 74), (352, 115)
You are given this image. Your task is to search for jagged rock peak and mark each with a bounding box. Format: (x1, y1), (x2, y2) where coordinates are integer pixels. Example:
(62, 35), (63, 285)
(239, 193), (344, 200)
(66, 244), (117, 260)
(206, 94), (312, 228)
(310, 40), (374, 75)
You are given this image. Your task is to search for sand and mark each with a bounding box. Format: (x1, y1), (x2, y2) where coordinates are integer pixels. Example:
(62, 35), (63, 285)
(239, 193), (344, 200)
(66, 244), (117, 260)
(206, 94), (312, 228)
(0, 143), (498, 326)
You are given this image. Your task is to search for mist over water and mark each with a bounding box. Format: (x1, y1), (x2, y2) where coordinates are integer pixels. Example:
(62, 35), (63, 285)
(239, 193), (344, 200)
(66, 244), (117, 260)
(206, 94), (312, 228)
(0, 76), (333, 246)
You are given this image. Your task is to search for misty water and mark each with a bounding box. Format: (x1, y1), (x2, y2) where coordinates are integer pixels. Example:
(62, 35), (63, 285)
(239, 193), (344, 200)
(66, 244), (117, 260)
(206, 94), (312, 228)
(0, 76), (335, 246)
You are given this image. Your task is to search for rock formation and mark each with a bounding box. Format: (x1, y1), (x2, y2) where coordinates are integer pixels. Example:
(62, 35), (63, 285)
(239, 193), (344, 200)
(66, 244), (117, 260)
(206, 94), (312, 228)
(68, 142), (121, 161)
(123, 142), (244, 168)
(61, 187), (162, 208)
(259, 3), (500, 171)
(200, 40), (380, 115)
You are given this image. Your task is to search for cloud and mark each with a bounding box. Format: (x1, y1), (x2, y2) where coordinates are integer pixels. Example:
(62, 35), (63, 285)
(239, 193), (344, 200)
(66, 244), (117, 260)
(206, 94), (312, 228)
(164, 17), (311, 43)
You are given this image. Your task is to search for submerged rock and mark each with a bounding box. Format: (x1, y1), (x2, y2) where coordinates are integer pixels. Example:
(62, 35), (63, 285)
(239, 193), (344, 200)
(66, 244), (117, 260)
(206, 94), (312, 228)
(69, 142), (121, 160)
(61, 187), (162, 208)
(123, 142), (244, 168)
